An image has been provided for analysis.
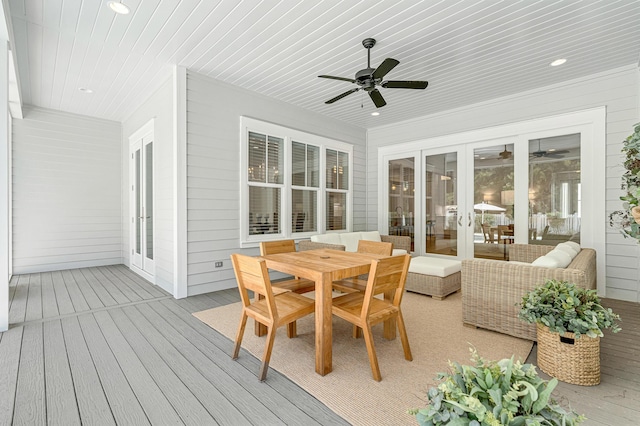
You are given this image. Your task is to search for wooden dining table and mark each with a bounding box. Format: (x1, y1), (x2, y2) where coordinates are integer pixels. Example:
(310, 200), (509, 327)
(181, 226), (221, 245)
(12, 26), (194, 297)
(259, 248), (389, 376)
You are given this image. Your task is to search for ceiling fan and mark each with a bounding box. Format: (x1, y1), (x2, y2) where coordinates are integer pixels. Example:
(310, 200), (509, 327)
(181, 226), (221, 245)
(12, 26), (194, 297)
(530, 140), (570, 159)
(497, 145), (512, 160)
(318, 38), (428, 108)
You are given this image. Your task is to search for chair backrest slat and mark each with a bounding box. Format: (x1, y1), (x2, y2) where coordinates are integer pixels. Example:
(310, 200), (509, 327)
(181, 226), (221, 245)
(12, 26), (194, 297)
(362, 254), (411, 318)
(357, 240), (393, 256)
(260, 240), (297, 255)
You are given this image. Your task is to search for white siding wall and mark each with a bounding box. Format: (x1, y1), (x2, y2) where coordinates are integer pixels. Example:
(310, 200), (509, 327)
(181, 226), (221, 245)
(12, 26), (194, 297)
(186, 72), (366, 295)
(12, 106), (121, 273)
(122, 77), (175, 294)
(367, 65), (640, 302)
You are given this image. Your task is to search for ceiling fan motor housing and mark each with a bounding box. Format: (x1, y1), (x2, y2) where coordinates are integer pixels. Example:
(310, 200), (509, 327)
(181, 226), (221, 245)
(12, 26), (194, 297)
(355, 68), (377, 91)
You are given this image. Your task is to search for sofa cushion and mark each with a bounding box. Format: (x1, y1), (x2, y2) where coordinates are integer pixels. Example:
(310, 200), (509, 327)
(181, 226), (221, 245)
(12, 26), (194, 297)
(392, 249), (408, 256)
(531, 255), (561, 268)
(409, 257), (461, 278)
(339, 232), (363, 252)
(564, 241), (581, 252)
(360, 231), (382, 242)
(311, 233), (342, 245)
(556, 242), (579, 259)
(545, 249), (572, 268)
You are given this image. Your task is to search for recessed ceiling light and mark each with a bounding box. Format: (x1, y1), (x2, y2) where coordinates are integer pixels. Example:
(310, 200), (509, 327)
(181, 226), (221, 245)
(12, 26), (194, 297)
(550, 58), (567, 67)
(371, 112), (380, 116)
(78, 87), (93, 93)
(108, 1), (130, 15)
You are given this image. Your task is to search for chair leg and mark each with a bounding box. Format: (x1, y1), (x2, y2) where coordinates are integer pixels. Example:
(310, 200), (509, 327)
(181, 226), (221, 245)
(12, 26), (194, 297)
(352, 325), (362, 338)
(396, 311), (413, 361)
(362, 323), (381, 381)
(287, 321), (297, 338)
(233, 312), (248, 360)
(259, 326), (277, 381)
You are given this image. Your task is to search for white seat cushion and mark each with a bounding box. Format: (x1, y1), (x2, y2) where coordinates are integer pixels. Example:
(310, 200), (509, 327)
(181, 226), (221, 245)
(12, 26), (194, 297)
(531, 255), (561, 268)
(360, 231), (382, 242)
(408, 257), (462, 278)
(339, 232), (363, 252)
(392, 249), (407, 256)
(311, 233), (342, 245)
(546, 249), (572, 268)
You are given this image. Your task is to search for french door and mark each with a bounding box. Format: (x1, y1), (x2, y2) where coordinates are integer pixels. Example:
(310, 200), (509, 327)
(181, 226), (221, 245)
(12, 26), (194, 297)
(130, 130), (155, 279)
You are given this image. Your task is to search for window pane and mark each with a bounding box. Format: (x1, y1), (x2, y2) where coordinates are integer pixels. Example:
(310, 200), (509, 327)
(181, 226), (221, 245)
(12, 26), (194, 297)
(145, 143), (153, 260)
(326, 192), (346, 231)
(308, 145), (319, 188)
(249, 187), (281, 235)
(267, 136), (283, 184)
(326, 149), (337, 189)
(338, 151), (349, 190)
(135, 149), (141, 254)
(529, 135), (581, 245)
(292, 141), (306, 186)
(248, 132), (266, 182)
(292, 189), (317, 233)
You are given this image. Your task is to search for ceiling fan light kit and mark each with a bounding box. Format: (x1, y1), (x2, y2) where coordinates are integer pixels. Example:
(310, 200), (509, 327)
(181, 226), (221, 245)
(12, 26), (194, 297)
(319, 38), (428, 108)
(108, 1), (130, 15)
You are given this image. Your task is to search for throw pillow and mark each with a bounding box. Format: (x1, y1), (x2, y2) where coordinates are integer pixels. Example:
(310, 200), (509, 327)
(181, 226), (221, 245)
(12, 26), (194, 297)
(545, 249), (572, 268)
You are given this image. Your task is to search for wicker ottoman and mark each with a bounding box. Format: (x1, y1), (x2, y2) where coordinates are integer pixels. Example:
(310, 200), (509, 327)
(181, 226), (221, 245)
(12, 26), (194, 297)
(405, 257), (462, 300)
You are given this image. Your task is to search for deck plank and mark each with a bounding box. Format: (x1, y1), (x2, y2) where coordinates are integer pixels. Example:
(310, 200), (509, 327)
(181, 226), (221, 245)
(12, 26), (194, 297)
(60, 270), (91, 313)
(40, 272), (59, 319)
(13, 324), (46, 425)
(136, 302), (287, 425)
(107, 308), (217, 425)
(43, 320), (81, 426)
(0, 327), (23, 425)
(8, 275), (19, 310)
(24, 273), (43, 322)
(111, 265), (170, 298)
(106, 266), (161, 299)
(51, 270), (75, 315)
(92, 267), (142, 303)
(78, 314), (151, 426)
(61, 316), (116, 425)
(121, 305), (250, 425)
(9, 275), (30, 323)
(62, 270), (102, 310)
(72, 269), (118, 307)
(92, 311), (184, 425)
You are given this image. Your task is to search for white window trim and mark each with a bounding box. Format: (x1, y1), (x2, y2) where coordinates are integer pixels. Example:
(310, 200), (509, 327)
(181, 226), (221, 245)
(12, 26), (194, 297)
(240, 117), (353, 247)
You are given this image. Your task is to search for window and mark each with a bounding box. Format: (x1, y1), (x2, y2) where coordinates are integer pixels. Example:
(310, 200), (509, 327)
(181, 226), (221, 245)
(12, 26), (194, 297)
(241, 117), (352, 245)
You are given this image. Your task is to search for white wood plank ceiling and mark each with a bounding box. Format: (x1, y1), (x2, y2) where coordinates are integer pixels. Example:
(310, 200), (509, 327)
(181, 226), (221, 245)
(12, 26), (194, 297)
(6, 0), (640, 128)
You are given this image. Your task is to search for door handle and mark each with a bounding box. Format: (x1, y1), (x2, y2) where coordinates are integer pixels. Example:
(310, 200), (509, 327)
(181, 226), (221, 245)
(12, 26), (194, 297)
(468, 212), (472, 227)
(457, 215), (463, 227)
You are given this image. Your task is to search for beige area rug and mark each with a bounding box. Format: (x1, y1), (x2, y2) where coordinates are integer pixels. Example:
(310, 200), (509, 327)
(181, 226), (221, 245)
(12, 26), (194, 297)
(193, 292), (533, 426)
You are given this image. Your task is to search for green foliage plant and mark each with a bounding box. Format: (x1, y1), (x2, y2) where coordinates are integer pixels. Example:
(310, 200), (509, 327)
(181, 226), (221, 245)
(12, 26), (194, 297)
(410, 348), (585, 425)
(518, 279), (621, 339)
(608, 122), (640, 242)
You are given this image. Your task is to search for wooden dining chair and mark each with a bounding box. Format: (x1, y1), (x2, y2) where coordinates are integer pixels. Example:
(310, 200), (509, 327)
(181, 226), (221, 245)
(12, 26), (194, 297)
(481, 223), (495, 243)
(331, 254), (412, 381)
(332, 240), (393, 294)
(230, 253), (315, 381)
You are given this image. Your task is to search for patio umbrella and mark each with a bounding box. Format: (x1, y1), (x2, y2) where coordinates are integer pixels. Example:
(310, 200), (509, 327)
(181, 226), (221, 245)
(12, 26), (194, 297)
(474, 202), (506, 224)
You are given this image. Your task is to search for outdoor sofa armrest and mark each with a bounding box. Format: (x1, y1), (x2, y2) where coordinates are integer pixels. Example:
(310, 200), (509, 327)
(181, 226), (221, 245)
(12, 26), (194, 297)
(298, 240), (346, 251)
(381, 235), (411, 253)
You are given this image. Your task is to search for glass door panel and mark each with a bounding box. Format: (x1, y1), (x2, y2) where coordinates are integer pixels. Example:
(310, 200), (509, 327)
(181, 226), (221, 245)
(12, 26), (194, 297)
(425, 152), (458, 257)
(473, 143), (514, 260)
(388, 158), (415, 252)
(528, 134), (581, 245)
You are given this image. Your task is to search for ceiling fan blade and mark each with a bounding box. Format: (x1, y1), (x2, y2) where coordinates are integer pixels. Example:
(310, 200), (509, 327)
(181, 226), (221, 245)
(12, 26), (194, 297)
(369, 89), (386, 108)
(325, 88), (360, 104)
(382, 80), (429, 89)
(318, 75), (356, 83)
(372, 58), (399, 80)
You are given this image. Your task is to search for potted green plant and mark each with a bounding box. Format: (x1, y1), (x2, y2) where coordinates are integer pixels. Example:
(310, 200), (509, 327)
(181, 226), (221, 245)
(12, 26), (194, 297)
(410, 349), (585, 425)
(608, 121), (640, 241)
(519, 279), (621, 386)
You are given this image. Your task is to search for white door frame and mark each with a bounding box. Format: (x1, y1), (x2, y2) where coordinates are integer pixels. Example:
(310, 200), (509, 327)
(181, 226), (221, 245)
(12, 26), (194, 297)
(129, 119), (155, 283)
(378, 107), (606, 294)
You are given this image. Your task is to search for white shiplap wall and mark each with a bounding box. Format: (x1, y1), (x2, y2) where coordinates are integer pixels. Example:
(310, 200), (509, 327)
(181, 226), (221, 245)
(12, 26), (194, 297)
(367, 65), (640, 302)
(12, 106), (122, 273)
(186, 71), (366, 295)
(122, 77), (175, 294)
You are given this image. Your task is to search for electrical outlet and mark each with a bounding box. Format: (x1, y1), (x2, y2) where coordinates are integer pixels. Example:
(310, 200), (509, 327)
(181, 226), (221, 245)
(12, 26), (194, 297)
(215, 261), (223, 268)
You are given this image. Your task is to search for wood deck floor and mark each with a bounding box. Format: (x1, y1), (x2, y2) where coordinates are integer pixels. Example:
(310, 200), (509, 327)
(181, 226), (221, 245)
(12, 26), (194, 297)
(1, 265), (639, 425)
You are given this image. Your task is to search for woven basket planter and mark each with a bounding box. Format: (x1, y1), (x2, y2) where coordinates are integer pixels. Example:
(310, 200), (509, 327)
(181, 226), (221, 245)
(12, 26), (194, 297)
(536, 323), (600, 386)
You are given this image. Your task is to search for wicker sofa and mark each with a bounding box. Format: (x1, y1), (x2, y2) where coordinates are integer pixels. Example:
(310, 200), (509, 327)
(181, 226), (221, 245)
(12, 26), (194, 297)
(461, 244), (596, 341)
(298, 231), (411, 255)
